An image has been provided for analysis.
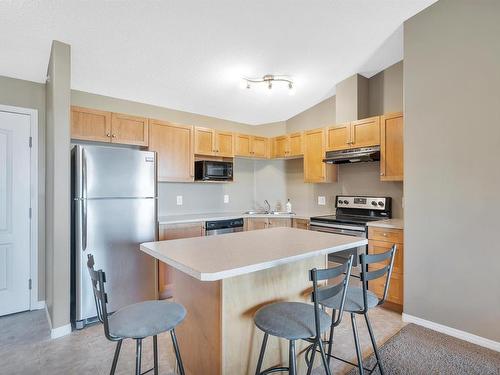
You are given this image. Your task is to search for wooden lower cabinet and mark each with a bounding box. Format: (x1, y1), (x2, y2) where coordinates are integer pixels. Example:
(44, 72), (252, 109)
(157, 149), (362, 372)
(368, 226), (404, 311)
(158, 222), (205, 299)
(292, 218), (310, 230)
(244, 217), (291, 231)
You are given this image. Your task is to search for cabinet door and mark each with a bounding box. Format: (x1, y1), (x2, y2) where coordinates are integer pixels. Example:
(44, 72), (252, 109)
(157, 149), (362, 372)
(268, 218), (291, 228)
(368, 269), (403, 305)
(111, 113), (149, 146)
(292, 218), (309, 230)
(244, 218), (268, 231)
(327, 122), (351, 151)
(194, 127), (215, 155)
(71, 106), (111, 142)
(368, 240), (404, 274)
(288, 132), (303, 156)
(215, 131), (234, 157)
(304, 128), (337, 183)
(380, 112), (403, 181)
(235, 134), (252, 157)
(149, 120), (194, 182)
(351, 116), (380, 148)
(158, 222), (204, 299)
(251, 136), (268, 158)
(272, 135), (288, 158)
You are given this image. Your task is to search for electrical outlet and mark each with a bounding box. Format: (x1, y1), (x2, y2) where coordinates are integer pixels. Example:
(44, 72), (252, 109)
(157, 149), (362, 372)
(176, 195), (183, 205)
(318, 196), (326, 205)
(224, 194), (229, 203)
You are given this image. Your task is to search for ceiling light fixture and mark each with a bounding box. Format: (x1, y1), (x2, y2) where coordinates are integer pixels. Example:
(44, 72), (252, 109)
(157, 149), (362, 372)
(242, 74), (294, 93)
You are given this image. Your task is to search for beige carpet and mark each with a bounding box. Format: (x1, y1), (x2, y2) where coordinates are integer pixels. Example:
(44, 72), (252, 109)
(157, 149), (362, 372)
(345, 324), (500, 375)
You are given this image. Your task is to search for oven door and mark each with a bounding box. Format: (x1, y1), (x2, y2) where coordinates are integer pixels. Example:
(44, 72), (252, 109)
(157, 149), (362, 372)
(309, 222), (367, 269)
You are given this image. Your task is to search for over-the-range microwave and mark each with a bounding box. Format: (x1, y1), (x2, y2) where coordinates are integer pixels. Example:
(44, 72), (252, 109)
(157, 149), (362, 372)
(194, 160), (233, 181)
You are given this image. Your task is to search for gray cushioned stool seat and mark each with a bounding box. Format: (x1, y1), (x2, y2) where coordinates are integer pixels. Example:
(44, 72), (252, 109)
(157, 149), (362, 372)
(254, 302), (331, 340)
(320, 286), (379, 312)
(109, 300), (186, 339)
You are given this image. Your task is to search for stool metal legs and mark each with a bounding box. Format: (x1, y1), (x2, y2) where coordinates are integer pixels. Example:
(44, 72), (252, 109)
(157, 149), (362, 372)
(135, 339), (143, 375)
(153, 335), (159, 375)
(255, 333), (268, 375)
(289, 340), (297, 375)
(110, 340), (122, 375)
(351, 314), (364, 375)
(171, 329), (185, 375)
(364, 314), (384, 375)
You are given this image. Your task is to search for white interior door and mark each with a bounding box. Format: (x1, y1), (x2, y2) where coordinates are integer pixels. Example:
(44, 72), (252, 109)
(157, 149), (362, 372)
(0, 110), (31, 316)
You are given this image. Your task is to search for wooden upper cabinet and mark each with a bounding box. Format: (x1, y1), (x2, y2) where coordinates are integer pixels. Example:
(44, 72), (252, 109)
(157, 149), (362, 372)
(194, 127), (234, 157)
(288, 132), (303, 157)
(111, 113), (149, 146)
(71, 106), (112, 142)
(273, 135), (288, 158)
(149, 120), (194, 182)
(350, 116), (380, 148)
(251, 136), (268, 158)
(215, 131), (234, 157)
(327, 122), (351, 151)
(194, 127), (215, 155)
(235, 134), (252, 157)
(304, 128), (337, 183)
(380, 112), (403, 181)
(234, 134), (268, 158)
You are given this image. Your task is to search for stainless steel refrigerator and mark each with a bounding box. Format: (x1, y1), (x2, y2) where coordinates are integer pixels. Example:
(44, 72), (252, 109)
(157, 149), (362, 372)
(71, 144), (157, 329)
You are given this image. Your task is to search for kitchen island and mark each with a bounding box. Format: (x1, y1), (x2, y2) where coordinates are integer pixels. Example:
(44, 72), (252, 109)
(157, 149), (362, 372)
(140, 227), (367, 375)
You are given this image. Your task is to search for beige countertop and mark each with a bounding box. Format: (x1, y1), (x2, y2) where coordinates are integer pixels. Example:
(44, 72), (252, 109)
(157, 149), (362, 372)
(158, 211), (329, 225)
(140, 227), (367, 281)
(366, 218), (404, 230)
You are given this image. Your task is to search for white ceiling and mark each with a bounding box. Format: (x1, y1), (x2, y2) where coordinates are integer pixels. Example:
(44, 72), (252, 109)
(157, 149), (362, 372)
(0, 0), (435, 124)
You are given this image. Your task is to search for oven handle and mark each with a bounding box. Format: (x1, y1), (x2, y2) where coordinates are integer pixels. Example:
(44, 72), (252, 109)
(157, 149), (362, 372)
(310, 225), (365, 237)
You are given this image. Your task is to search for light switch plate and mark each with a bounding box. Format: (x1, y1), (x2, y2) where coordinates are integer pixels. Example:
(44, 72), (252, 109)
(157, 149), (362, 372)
(176, 195), (183, 205)
(318, 196), (326, 205)
(224, 194), (229, 203)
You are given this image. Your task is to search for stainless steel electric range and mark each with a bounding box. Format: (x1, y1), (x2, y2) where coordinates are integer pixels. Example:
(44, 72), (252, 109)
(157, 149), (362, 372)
(310, 195), (392, 268)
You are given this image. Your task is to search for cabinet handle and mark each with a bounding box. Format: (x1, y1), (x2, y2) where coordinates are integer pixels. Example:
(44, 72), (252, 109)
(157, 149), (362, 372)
(111, 134), (116, 138)
(383, 233), (387, 237)
(380, 172), (385, 176)
(106, 132), (111, 137)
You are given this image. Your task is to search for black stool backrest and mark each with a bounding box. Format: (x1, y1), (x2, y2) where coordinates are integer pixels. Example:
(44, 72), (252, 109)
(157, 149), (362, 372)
(87, 254), (115, 341)
(310, 255), (353, 339)
(359, 244), (397, 313)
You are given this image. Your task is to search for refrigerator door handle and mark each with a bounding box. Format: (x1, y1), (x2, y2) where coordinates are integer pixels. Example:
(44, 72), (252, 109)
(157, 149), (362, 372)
(82, 148), (88, 251)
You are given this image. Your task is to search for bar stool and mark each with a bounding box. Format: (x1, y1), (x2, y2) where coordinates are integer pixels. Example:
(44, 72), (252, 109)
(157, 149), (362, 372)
(307, 245), (397, 375)
(87, 254), (186, 375)
(253, 256), (353, 375)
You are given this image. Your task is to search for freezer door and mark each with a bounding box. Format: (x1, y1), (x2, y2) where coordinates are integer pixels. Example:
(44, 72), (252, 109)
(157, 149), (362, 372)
(74, 198), (157, 322)
(77, 145), (156, 198)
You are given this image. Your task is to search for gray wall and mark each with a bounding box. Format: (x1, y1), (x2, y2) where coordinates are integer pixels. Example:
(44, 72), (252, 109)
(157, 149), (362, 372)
(335, 74), (369, 123)
(45, 41), (71, 329)
(0, 75), (46, 301)
(404, 0), (500, 341)
(286, 97), (336, 132)
(368, 61), (403, 117)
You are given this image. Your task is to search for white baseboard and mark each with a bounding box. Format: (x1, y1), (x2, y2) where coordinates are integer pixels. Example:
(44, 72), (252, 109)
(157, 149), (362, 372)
(50, 323), (72, 339)
(44, 304), (72, 339)
(402, 313), (500, 352)
(31, 300), (46, 310)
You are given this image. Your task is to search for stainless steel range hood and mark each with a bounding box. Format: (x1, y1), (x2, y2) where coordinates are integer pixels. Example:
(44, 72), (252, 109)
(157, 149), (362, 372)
(323, 146), (380, 164)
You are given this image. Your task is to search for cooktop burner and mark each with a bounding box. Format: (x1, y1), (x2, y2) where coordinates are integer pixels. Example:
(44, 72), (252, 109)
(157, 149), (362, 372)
(310, 195), (392, 225)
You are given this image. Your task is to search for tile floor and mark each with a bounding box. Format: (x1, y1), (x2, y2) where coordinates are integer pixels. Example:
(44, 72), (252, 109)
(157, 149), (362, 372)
(0, 306), (405, 374)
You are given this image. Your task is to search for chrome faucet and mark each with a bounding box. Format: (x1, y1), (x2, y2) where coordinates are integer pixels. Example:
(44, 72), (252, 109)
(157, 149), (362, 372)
(264, 200), (271, 214)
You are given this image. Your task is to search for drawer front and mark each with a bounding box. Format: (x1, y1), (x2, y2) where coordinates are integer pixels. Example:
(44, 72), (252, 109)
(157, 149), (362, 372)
(368, 240), (403, 274)
(368, 270), (403, 305)
(368, 227), (403, 243)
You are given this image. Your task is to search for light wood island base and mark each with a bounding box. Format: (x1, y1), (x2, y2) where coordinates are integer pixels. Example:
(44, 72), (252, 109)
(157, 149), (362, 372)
(171, 255), (327, 375)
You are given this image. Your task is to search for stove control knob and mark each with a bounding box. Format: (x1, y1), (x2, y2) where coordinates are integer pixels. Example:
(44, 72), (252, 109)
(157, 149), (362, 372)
(371, 201), (377, 206)
(378, 201), (385, 207)
(338, 200), (343, 205)
(343, 200), (349, 205)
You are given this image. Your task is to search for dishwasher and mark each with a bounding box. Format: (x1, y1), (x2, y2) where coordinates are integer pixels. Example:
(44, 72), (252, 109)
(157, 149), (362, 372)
(205, 218), (244, 236)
